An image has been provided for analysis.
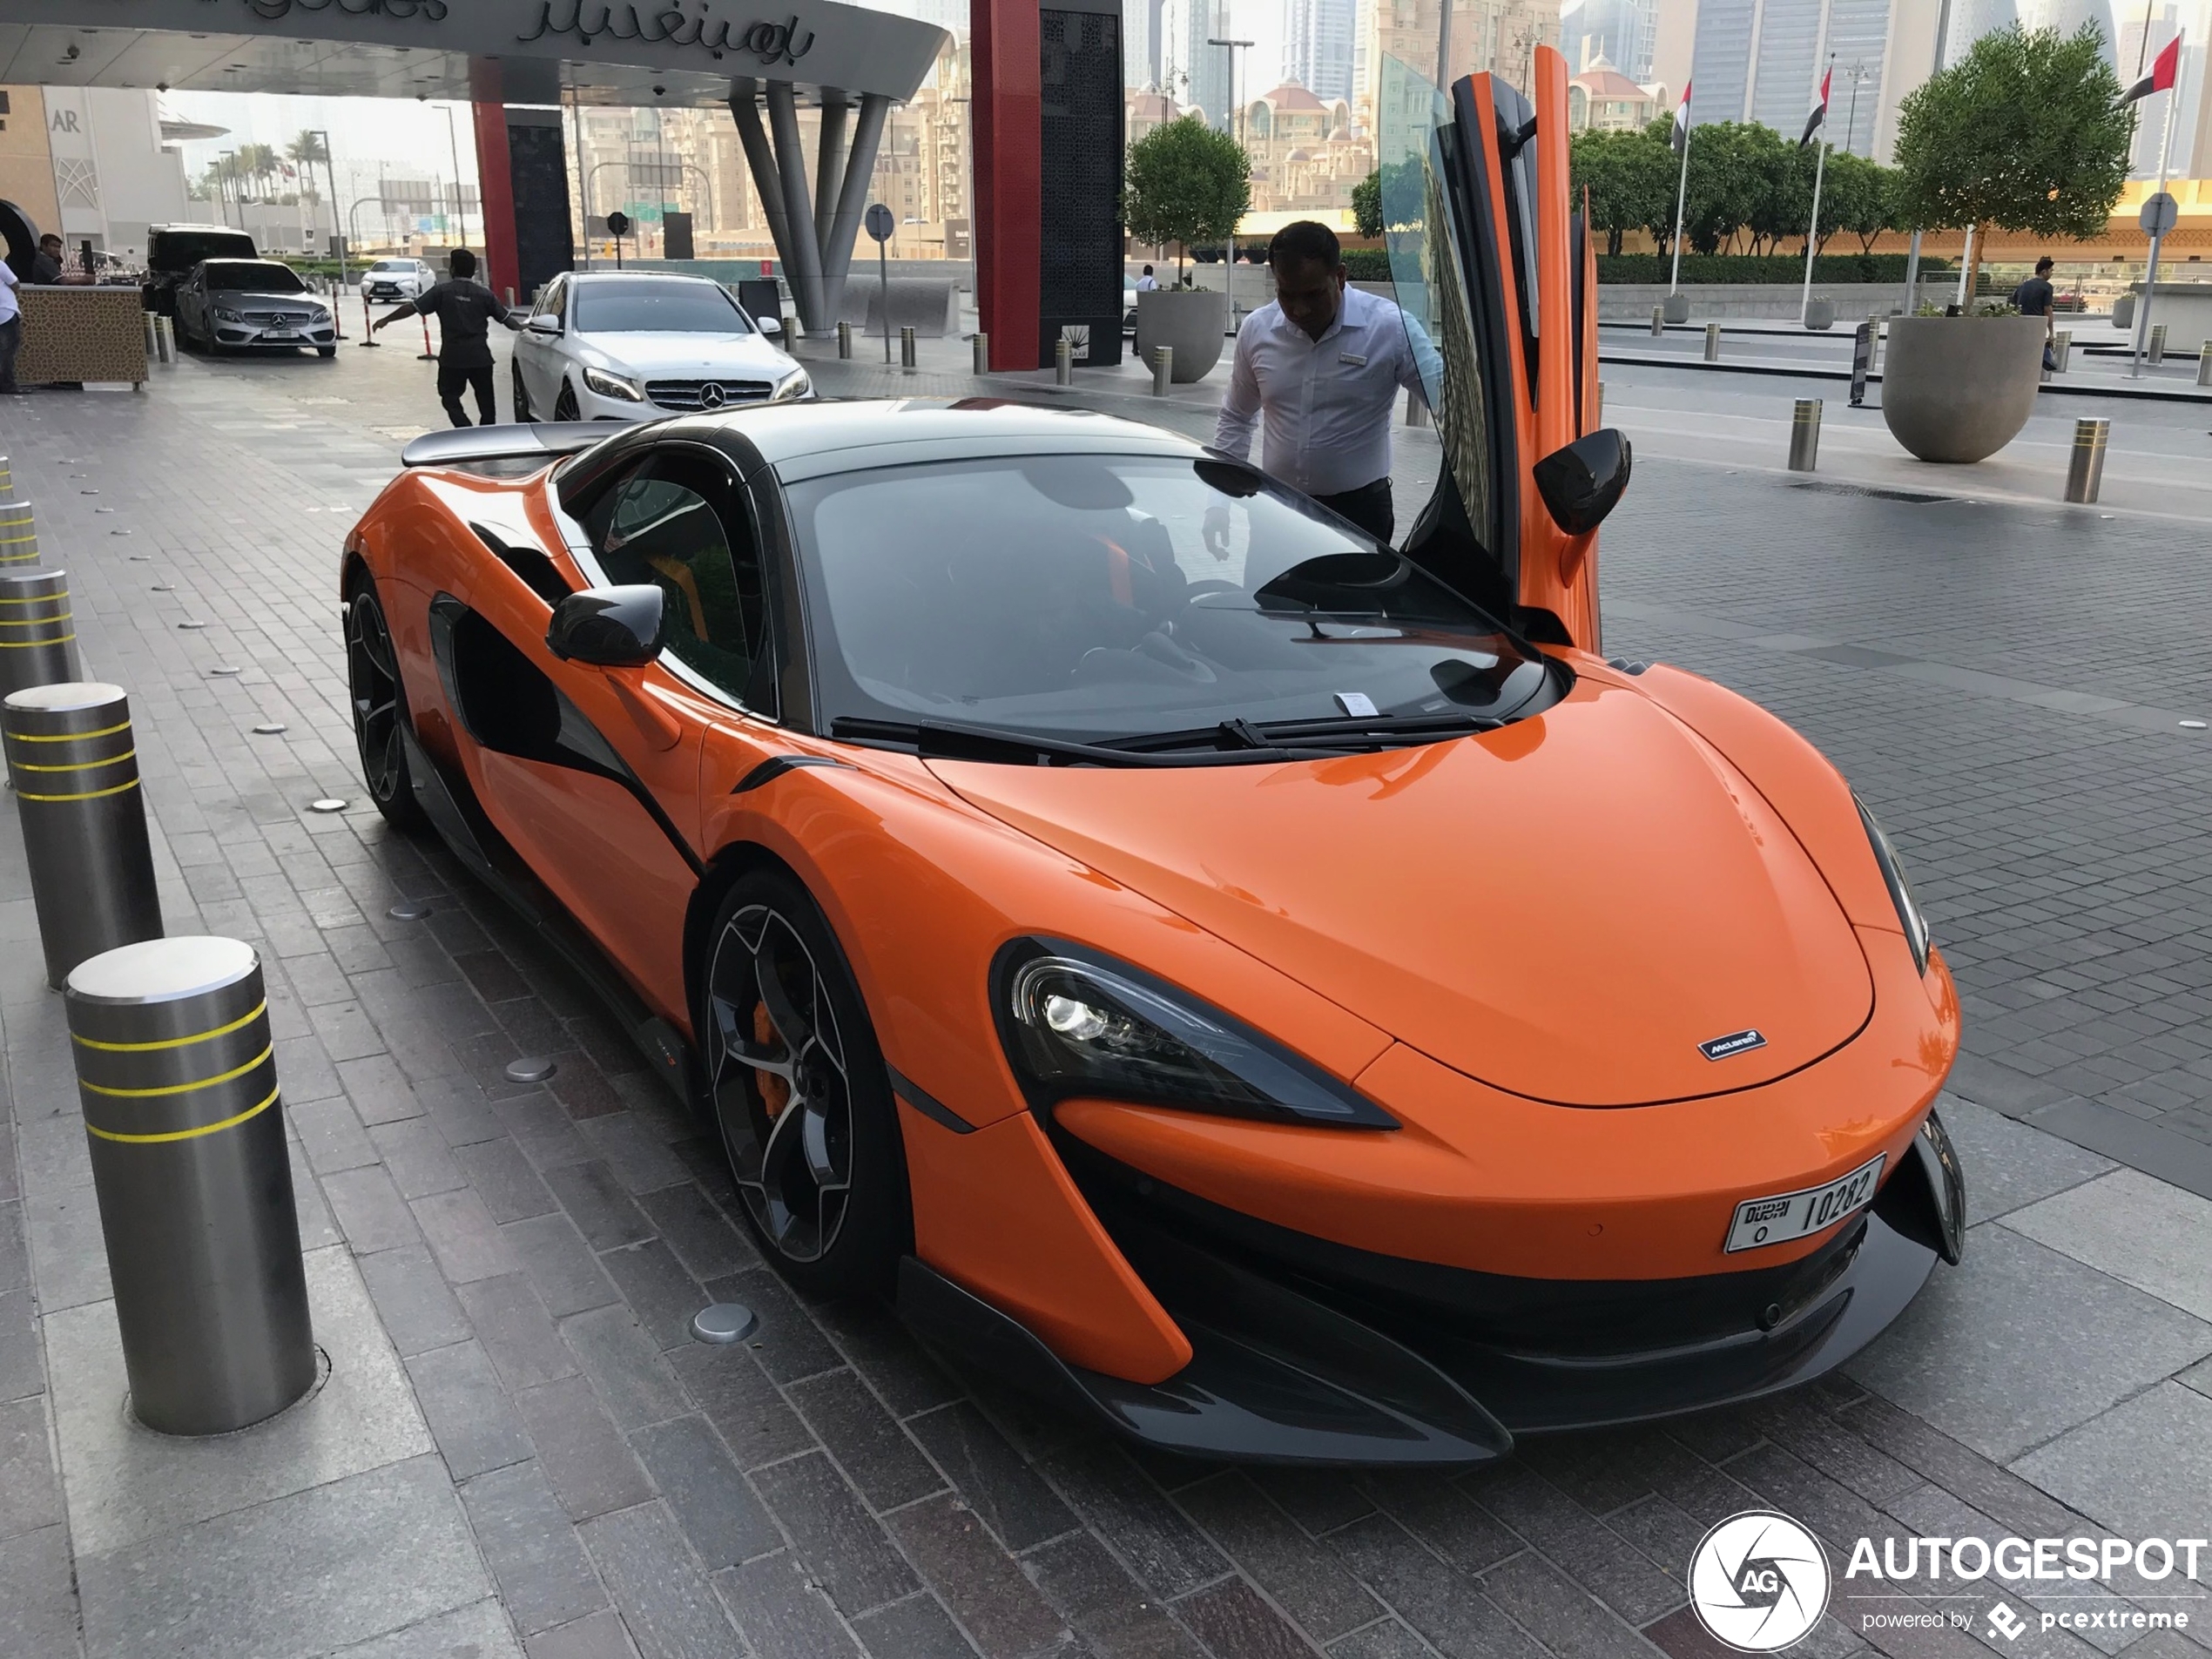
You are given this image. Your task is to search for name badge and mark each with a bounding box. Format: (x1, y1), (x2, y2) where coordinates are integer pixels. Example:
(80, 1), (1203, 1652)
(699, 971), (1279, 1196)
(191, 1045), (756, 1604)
(1339, 351), (1368, 367)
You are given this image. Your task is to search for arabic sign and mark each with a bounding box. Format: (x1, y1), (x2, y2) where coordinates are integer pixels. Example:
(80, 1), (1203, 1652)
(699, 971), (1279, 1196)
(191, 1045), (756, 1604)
(518, 1), (813, 64)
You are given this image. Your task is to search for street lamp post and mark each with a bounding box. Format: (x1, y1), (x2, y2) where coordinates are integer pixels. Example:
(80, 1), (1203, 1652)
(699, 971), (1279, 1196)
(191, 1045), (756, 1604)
(436, 103), (469, 248)
(1208, 37), (1254, 320)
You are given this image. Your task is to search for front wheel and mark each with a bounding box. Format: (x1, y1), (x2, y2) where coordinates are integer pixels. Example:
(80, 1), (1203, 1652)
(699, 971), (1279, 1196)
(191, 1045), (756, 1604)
(698, 870), (910, 1297)
(318, 347), (336, 359)
(345, 577), (428, 831)
(553, 379), (579, 421)
(513, 361), (533, 421)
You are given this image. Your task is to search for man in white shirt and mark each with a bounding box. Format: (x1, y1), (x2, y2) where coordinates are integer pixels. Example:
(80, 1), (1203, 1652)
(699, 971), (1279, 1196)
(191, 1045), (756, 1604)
(0, 259), (20, 395)
(1135, 266), (1159, 292)
(1211, 220), (1438, 543)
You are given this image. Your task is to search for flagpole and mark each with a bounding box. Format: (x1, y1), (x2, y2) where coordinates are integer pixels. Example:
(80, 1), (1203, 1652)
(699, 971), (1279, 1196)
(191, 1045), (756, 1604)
(2132, 46), (2182, 377)
(1669, 99), (1692, 295)
(1801, 138), (1829, 326)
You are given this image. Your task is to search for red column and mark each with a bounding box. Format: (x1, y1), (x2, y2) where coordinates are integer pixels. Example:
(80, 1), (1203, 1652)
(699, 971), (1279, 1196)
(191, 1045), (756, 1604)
(970, 0), (1041, 370)
(469, 60), (519, 302)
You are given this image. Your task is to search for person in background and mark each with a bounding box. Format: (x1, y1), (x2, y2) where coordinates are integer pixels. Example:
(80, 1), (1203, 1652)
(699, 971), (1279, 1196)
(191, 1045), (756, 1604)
(1135, 265), (1158, 292)
(371, 247), (519, 427)
(2013, 255), (2057, 370)
(29, 235), (64, 286)
(1211, 219), (1439, 544)
(0, 259), (19, 394)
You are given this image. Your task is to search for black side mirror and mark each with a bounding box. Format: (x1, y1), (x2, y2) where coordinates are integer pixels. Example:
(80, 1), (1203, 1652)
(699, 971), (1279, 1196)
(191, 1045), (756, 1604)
(1532, 428), (1633, 536)
(547, 585), (664, 667)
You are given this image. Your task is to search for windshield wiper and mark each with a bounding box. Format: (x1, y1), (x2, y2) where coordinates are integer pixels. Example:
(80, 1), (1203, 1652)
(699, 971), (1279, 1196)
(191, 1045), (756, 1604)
(1107, 711), (1502, 756)
(829, 717), (1332, 767)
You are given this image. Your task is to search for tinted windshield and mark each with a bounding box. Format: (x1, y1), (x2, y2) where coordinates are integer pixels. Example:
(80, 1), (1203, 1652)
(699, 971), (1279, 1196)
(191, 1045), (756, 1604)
(789, 454), (1551, 745)
(205, 262), (305, 293)
(573, 280), (750, 334)
(369, 261), (413, 273)
(155, 232), (256, 269)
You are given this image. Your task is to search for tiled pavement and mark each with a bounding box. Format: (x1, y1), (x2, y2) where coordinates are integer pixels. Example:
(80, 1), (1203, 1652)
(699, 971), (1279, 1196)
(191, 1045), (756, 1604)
(2, 341), (2211, 1659)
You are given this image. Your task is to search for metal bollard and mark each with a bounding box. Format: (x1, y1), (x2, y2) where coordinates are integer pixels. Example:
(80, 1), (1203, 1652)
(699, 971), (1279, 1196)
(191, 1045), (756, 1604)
(2198, 351), (2212, 388)
(1650, 306), (1664, 336)
(155, 315), (176, 365)
(2148, 323), (2168, 367)
(1596, 380), (1605, 421)
(2054, 330), (2073, 374)
(900, 326), (917, 370)
(0, 499), (36, 567)
(1788, 399), (1822, 472)
(0, 570), (80, 698)
(145, 312), (158, 359)
(2064, 417), (2109, 504)
(1867, 315), (1883, 371)
(0, 454), (11, 501)
(1055, 336), (1072, 386)
(838, 320), (853, 360)
(1152, 346), (1172, 395)
(66, 935), (315, 1436)
(1405, 390), (1429, 428)
(1703, 322), (1722, 362)
(973, 332), (989, 374)
(3, 684), (164, 988)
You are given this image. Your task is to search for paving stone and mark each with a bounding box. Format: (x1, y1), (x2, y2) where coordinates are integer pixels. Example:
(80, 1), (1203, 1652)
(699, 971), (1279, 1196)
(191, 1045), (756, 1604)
(1021, 1530), (1209, 1659)
(2001, 1166), (2212, 1322)
(631, 1414), (782, 1569)
(751, 1448), (921, 1615)
(340, 1053), (429, 1127)
(885, 1491), (1073, 1656)
(714, 1553), (867, 1658)
(1328, 1513), (1546, 1659)
(503, 1211), (621, 1319)
(1173, 1473), (1380, 1642)
(850, 1591), (984, 1659)
(1323, 1621), (1434, 1659)
(457, 1273), (580, 1392)
(515, 1374), (655, 1521)
(786, 1367), (946, 1511)
(598, 1239), (705, 1351)
(406, 1339), (536, 1481)
(0, 1524), (80, 1659)
(543, 1161), (654, 1251)
(0, 1392), (61, 1541)
(578, 1502), (742, 1659)
(1039, 1440), (1228, 1603)
(907, 1399), (1080, 1552)
(1478, 1549), (1656, 1659)
(372, 1116), (469, 1199)
(634, 1183), (755, 1280)
(493, 1093), (597, 1174)
(324, 1163), (427, 1255)
(579, 1112), (691, 1196)
(813, 1295), (963, 1419)
(78, 1454), (490, 1659)
(1251, 1468), (1376, 1540)
(456, 1137), (560, 1225)
(361, 1243), (476, 1357)
(1171, 1578), (1322, 1659)
(523, 1610), (643, 1659)
(413, 1188), (521, 1284)
(1359, 1471), (1521, 1577)
(561, 1305), (687, 1432)
(1934, 1096), (2116, 1226)
(325, 1597), (525, 1659)
(25, 1182), (111, 1312)
(1846, 1223), (2212, 1461)
(0, 1286), (41, 1403)
(461, 1460), (610, 1638)
(668, 1344), (819, 1471)
(0, 1195), (23, 1291)
(2011, 1381), (2212, 1540)
(703, 1264), (844, 1381)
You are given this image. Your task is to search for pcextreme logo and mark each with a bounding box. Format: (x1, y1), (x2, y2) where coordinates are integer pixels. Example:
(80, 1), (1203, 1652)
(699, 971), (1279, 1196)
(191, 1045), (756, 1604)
(1688, 1511), (1831, 1652)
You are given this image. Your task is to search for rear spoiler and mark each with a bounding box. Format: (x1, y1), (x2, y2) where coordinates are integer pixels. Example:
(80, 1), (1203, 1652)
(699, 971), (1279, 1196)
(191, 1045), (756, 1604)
(400, 422), (611, 475)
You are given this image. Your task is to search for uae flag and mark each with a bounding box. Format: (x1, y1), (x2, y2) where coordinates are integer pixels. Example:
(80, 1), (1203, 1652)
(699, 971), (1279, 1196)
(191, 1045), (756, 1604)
(1672, 82), (1693, 155)
(1800, 65), (1831, 145)
(2122, 33), (2182, 105)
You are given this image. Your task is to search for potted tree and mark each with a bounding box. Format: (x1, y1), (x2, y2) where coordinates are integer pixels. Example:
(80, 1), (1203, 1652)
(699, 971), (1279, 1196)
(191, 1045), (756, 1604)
(1884, 24), (2130, 462)
(1123, 116), (1251, 382)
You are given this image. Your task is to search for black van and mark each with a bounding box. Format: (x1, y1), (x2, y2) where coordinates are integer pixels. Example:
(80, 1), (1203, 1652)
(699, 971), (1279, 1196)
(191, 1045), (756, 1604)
(143, 224), (259, 315)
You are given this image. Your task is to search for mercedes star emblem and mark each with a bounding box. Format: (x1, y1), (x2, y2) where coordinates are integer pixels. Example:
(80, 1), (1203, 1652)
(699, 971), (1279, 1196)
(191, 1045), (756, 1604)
(699, 382), (726, 408)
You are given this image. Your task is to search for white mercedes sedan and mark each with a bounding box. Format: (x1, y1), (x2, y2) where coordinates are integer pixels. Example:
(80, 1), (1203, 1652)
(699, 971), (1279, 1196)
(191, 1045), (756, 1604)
(510, 272), (810, 422)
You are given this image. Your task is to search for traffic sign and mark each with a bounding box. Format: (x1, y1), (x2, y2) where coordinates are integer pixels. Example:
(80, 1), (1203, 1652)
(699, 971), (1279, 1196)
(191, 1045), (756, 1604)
(2141, 192), (2178, 236)
(606, 210), (631, 239)
(864, 203), (894, 244)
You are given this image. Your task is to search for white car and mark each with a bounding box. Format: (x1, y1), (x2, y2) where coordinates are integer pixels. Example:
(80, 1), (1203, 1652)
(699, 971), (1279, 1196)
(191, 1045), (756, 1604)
(510, 272), (809, 422)
(361, 258), (434, 302)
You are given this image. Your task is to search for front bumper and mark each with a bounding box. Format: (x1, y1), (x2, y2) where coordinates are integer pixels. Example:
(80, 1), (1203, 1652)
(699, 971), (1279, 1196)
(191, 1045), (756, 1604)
(215, 320), (336, 349)
(900, 1108), (1963, 1466)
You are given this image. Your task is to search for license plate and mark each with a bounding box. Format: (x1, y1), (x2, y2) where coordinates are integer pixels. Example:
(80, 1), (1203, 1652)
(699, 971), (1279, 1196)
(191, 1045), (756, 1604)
(1724, 1155), (1885, 1252)
(266, 330), (300, 340)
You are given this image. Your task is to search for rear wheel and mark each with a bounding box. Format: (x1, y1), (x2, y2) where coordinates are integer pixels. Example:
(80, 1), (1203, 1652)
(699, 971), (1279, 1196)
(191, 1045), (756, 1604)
(513, 361), (533, 421)
(345, 577), (428, 831)
(553, 379), (579, 421)
(698, 871), (910, 1297)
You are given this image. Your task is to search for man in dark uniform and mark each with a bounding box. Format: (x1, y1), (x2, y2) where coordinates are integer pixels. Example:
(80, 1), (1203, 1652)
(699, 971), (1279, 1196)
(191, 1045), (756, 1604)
(30, 235), (66, 286)
(370, 248), (520, 427)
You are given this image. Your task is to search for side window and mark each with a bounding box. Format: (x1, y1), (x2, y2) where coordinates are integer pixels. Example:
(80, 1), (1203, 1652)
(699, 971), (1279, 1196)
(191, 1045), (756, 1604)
(579, 453), (771, 711)
(535, 276), (565, 319)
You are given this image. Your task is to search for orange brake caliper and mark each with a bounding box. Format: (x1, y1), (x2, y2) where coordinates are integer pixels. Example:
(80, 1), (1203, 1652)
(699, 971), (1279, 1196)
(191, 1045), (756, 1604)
(752, 1002), (791, 1117)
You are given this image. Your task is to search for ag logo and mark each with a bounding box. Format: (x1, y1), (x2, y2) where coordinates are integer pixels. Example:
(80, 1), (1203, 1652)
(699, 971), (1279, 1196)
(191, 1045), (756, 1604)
(1688, 1511), (1831, 1652)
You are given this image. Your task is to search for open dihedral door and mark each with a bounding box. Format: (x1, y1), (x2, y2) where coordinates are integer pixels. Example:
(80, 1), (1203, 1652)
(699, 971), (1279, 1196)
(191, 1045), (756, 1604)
(1381, 44), (1620, 651)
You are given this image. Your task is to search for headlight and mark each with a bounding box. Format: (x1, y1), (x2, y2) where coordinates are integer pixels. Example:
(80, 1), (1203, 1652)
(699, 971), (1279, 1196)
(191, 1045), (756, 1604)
(770, 368), (811, 402)
(582, 366), (644, 401)
(996, 941), (1396, 1128)
(212, 306), (242, 322)
(1858, 797), (1932, 974)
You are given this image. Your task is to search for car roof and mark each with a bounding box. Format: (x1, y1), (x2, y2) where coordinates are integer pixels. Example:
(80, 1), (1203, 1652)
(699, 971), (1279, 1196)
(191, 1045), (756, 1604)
(695, 398), (1206, 477)
(566, 272), (725, 287)
(153, 224), (250, 236)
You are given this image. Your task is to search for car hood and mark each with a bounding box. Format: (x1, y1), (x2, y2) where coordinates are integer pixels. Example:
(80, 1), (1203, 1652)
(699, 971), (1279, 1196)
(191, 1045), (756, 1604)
(573, 332), (792, 376)
(931, 681), (1873, 1107)
(213, 289), (322, 308)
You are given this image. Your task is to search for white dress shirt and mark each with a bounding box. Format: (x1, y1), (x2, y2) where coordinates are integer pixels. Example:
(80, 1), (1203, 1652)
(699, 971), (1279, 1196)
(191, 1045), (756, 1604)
(1135, 273), (1159, 291)
(0, 263), (17, 327)
(1211, 284), (1439, 497)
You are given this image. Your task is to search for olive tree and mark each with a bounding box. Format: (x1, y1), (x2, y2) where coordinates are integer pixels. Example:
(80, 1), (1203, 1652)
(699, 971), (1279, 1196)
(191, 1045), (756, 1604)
(1123, 117), (1252, 280)
(1570, 126), (1676, 256)
(1893, 23), (2131, 298)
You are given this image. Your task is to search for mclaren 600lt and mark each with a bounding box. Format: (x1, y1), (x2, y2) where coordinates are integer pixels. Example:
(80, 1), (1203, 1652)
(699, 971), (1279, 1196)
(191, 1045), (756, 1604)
(341, 51), (1962, 1466)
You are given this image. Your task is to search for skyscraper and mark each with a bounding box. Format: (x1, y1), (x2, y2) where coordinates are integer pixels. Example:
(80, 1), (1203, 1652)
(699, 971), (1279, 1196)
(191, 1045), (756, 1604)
(1285, 0), (1359, 98)
(1561, 0), (1657, 79)
(1684, 0), (1946, 160)
(1126, 0), (1164, 86)
(1162, 0), (1235, 125)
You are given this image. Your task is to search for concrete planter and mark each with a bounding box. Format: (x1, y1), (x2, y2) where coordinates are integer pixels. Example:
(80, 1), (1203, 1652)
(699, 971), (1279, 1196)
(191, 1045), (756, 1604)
(1136, 290), (1228, 381)
(1804, 297), (1836, 330)
(1662, 292), (1690, 323)
(1880, 315), (2047, 463)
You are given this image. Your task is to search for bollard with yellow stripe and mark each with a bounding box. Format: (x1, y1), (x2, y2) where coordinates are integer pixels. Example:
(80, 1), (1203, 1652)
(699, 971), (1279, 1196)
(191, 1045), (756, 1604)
(0, 569), (81, 698)
(0, 499), (35, 566)
(66, 936), (315, 1435)
(0, 454), (13, 500)
(4, 683), (163, 988)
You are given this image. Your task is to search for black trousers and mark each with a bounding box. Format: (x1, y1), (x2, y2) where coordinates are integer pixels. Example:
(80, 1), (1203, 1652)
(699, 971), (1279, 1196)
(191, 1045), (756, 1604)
(437, 361), (496, 427)
(0, 317), (19, 395)
(1312, 476), (1393, 544)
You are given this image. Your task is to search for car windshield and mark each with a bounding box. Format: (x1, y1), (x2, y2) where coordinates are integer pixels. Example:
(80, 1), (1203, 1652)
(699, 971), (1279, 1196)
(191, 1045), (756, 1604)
(205, 262), (304, 293)
(369, 261), (412, 273)
(156, 232), (255, 268)
(573, 280), (750, 334)
(787, 453), (1553, 748)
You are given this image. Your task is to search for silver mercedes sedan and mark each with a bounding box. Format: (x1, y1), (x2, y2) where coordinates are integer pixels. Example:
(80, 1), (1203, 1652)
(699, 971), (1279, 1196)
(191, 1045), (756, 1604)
(173, 258), (338, 357)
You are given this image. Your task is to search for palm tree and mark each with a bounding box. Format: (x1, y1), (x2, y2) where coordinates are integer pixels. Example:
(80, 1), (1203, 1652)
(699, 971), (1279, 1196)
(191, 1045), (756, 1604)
(287, 132), (328, 202)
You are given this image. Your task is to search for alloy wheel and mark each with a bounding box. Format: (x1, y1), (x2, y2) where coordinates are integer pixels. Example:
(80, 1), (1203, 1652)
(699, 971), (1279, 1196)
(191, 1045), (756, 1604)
(346, 590), (406, 806)
(513, 362), (533, 421)
(554, 381), (579, 421)
(705, 904), (853, 1263)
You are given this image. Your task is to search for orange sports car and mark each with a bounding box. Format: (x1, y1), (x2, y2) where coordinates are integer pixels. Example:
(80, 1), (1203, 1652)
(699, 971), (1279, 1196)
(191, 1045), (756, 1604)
(341, 55), (1961, 1465)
